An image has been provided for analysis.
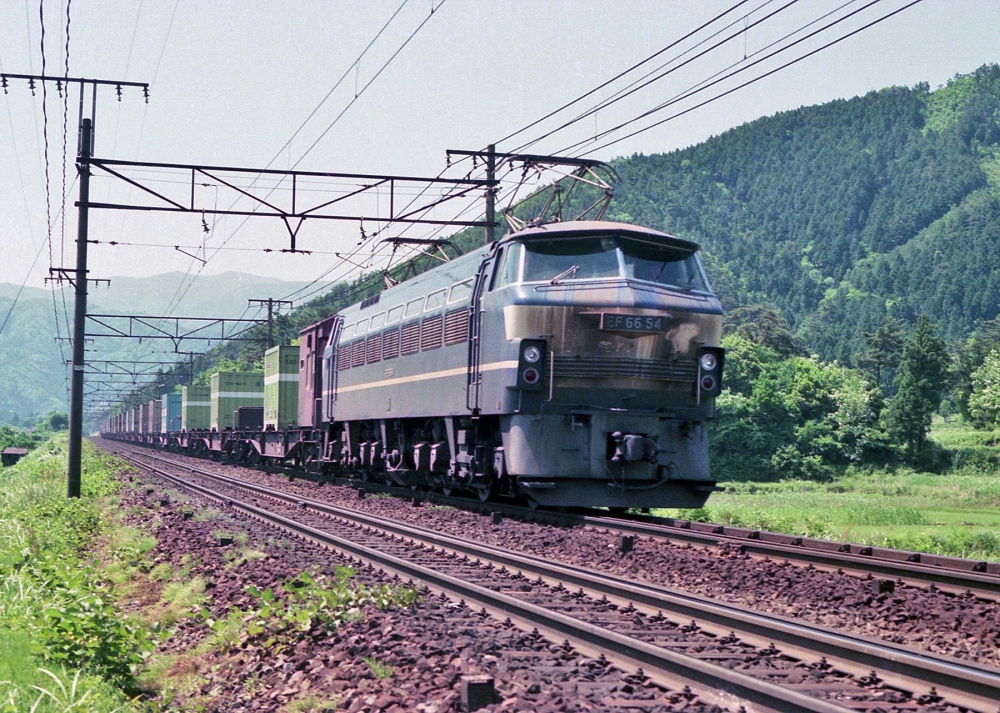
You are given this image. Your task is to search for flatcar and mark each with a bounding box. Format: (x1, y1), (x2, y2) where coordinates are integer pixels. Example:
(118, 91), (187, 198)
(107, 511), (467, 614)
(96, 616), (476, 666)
(104, 220), (724, 510)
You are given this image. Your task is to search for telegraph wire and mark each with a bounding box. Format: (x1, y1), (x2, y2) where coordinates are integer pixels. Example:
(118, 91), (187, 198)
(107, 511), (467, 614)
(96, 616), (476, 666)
(573, 0), (922, 158)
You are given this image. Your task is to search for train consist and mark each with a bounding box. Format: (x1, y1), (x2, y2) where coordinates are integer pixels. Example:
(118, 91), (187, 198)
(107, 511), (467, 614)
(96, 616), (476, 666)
(102, 221), (725, 509)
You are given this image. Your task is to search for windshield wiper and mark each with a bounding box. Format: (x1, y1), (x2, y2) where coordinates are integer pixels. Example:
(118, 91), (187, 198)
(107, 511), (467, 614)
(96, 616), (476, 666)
(549, 264), (579, 285)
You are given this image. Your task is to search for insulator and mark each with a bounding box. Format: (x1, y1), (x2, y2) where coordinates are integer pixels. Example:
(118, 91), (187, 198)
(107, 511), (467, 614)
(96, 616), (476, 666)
(28, 78), (36, 96)
(56, 80), (63, 98)
(143, 86), (149, 103)
(116, 84), (123, 101)
(1, 76), (7, 94)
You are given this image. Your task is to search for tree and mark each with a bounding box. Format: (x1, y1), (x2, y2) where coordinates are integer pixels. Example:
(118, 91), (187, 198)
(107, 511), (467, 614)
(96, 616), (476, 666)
(855, 317), (903, 391)
(967, 349), (1000, 427)
(723, 304), (807, 358)
(885, 315), (952, 450)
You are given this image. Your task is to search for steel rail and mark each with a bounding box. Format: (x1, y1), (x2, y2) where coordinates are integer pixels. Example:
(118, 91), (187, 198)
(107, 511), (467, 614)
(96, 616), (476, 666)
(111, 445), (1000, 711)
(113, 449), (855, 713)
(580, 514), (1000, 595)
(101, 434), (1000, 594)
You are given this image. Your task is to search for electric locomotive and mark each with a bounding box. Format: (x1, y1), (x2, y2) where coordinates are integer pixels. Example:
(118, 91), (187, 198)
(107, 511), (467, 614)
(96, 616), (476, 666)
(320, 220), (724, 509)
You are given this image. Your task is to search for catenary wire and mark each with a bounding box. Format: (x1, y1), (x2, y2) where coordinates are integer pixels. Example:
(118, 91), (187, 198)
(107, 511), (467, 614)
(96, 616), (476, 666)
(573, 0), (922, 158)
(162, 0), (444, 318)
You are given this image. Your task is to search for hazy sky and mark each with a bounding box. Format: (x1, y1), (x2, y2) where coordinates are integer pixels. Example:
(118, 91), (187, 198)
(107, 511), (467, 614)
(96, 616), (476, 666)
(2, 0), (998, 305)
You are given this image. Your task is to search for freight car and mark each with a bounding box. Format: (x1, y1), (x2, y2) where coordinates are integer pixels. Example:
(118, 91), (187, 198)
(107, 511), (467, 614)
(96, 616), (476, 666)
(103, 220), (724, 510)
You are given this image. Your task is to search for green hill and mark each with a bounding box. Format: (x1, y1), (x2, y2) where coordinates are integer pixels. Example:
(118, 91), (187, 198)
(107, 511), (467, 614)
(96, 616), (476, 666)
(605, 64), (1000, 363)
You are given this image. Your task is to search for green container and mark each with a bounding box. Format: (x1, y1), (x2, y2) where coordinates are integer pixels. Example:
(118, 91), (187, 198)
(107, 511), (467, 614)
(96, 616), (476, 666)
(182, 385), (211, 431)
(264, 346), (299, 429)
(149, 400), (162, 434)
(210, 372), (264, 430)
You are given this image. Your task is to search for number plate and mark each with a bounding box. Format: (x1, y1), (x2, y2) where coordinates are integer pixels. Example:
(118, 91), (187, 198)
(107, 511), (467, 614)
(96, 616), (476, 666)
(600, 313), (668, 333)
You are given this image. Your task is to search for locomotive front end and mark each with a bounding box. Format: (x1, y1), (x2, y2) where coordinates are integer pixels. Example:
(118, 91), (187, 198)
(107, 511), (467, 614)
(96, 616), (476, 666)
(480, 222), (723, 509)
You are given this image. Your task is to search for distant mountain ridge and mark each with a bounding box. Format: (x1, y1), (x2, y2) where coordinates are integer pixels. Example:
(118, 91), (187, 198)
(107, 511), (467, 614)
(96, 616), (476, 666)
(0, 272), (328, 424)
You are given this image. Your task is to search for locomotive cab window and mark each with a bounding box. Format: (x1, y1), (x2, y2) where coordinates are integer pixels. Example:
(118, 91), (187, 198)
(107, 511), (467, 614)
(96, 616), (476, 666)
(517, 234), (709, 292)
(620, 238), (707, 292)
(522, 237), (618, 283)
(425, 289), (447, 312)
(494, 243), (522, 288)
(386, 305), (404, 325)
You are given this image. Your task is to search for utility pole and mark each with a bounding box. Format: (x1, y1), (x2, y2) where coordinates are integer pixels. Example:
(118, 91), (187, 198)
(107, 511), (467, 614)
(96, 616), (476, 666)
(248, 298), (293, 349)
(485, 144), (496, 245)
(66, 117), (92, 498)
(5, 73), (148, 498)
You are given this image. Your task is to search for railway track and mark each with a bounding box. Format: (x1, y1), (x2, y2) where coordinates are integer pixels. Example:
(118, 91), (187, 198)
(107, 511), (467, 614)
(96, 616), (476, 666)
(104, 438), (1000, 598)
(105, 442), (1000, 713)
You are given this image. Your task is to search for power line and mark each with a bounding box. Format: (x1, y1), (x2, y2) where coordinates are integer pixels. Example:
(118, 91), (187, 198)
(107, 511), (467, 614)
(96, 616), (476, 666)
(162, 0), (444, 318)
(574, 0), (921, 158)
(497, 0), (758, 148)
(511, 0), (805, 155)
(549, 0), (871, 158)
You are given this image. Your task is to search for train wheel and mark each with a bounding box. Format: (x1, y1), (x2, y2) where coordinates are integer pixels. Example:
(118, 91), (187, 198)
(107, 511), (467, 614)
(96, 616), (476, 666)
(475, 481), (494, 502)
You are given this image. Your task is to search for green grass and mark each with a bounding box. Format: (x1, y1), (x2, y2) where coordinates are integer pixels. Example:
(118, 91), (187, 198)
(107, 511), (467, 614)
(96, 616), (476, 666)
(661, 420), (1000, 560)
(0, 437), (145, 711)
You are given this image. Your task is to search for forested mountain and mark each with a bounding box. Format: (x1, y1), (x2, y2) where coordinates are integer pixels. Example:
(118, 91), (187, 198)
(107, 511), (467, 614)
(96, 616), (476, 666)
(605, 63), (1000, 363)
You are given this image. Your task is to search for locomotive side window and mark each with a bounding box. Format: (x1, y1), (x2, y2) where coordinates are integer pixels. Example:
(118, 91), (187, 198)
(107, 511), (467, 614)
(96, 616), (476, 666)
(425, 289), (447, 312)
(495, 244), (522, 288)
(340, 324), (355, 341)
(404, 297), (424, 318)
(448, 278), (473, 303)
(522, 237), (618, 283)
(620, 238), (707, 292)
(369, 311), (386, 330)
(386, 305), (404, 325)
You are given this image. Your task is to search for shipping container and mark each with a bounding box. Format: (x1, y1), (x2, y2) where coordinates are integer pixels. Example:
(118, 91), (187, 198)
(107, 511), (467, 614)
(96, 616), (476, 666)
(161, 393), (182, 432)
(182, 385), (211, 431)
(265, 345), (299, 429)
(149, 399), (162, 434)
(210, 372), (264, 430)
(139, 403), (149, 434)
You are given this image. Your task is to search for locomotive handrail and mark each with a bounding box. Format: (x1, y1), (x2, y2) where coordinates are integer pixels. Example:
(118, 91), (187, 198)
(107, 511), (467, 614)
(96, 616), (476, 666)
(466, 242), (501, 414)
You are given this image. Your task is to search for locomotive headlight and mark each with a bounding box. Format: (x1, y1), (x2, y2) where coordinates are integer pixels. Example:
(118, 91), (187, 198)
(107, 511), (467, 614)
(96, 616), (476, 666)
(699, 353), (717, 371)
(523, 345), (542, 364)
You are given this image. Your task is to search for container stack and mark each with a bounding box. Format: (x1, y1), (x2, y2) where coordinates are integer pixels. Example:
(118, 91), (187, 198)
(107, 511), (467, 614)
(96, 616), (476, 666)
(210, 372), (264, 430)
(265, 345), (299, 430)
(182, 385), (211, 431)
(139, 403), (149, 434)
